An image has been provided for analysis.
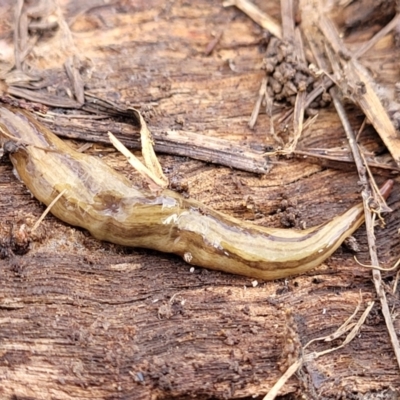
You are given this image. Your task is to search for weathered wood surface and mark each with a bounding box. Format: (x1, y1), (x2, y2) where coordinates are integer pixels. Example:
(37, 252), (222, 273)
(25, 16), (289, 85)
(0, 0), (400, 399)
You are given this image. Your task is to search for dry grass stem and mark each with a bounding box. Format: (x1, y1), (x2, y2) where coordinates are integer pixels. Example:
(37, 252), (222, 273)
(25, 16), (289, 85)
(280, 0), (295, 41)
(304, 299), (362, 351)
(354, 257), (400, 272)
(292, 149), (400, 172)
(305, 301), (375, 360)
(393, 269), (400, 294)
(299, 0), (400, 372)
(223, 0), (282, 39)
(288, 28), (308, 151)
(329, 87), (400, 369)
(31, 189), (67, 233)
(355, 13), (400, 58)
(316, 14), (400, 168)
(64, 56), (85, 106)
(262, 358), (302, 400)
(249, 77), (267, 128)
(132, 108), (169, 186)
(108, 132), (168, 189)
